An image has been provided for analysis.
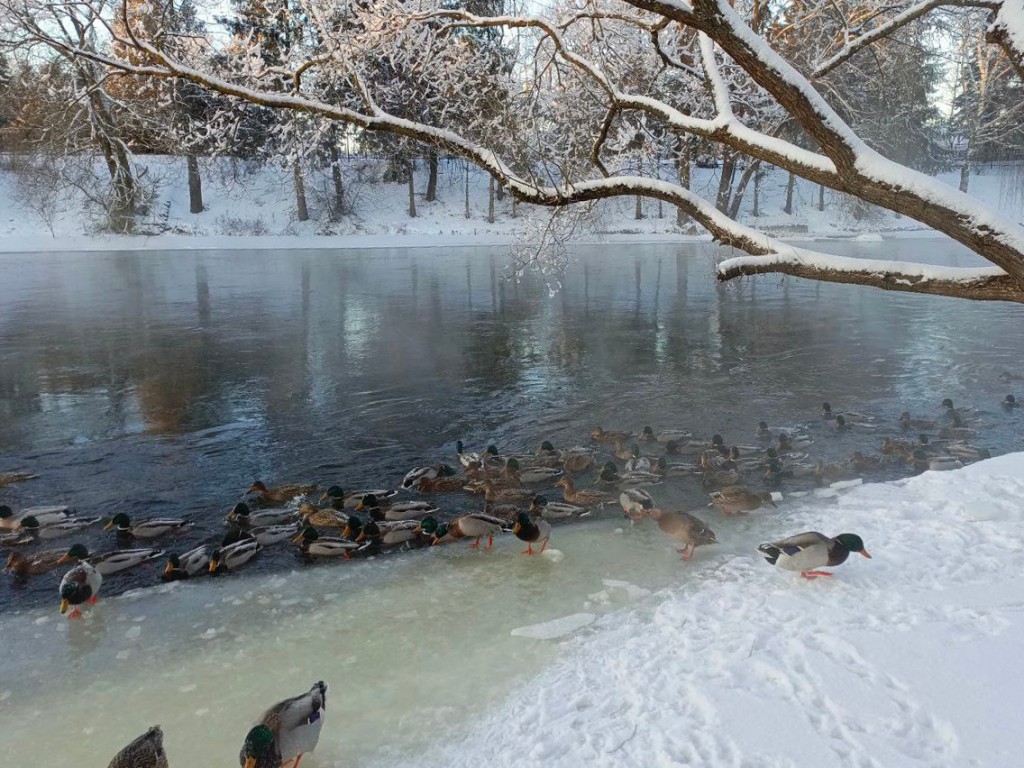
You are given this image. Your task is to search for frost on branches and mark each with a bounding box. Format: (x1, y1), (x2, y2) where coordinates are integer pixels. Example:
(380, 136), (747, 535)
(3, 0), (1024, 301)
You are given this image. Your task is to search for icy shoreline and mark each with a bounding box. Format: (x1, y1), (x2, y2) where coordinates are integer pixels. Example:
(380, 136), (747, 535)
(393, 453), (1024, 768)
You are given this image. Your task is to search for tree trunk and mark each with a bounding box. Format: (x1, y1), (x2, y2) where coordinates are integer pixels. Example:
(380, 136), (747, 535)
(496, 182), (505, 201)
(818, 183), (825, 212)
(727, 161), (759, 220)
(187, 155), (204, 214)
(426, 149), (438, 202)
(293, 162), (309, 222)
(635, 194), (644, 220)
(959, 159), (971, 193)
(407, 159), (417, 218)
(784, 171), (795, 215)
(488, 175), (495, 223)
(656, 158), (664, 218)
(464, 163), (471, 219)
(675, 138), (691, 227)
(716, 152), (737, 213)
(752, 171), (761, 217)
(511, 198), (518, 218)
(329, 141), (345, 214)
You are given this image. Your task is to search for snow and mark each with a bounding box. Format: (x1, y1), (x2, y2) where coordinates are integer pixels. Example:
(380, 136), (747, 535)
(397, 453), (1024, 768)
(0, 156), (1020, 255)
(511, 613), (597, 640)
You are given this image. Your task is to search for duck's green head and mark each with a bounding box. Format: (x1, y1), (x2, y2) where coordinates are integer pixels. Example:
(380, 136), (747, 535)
(241, 725), (276, 768)
(835, 415), (847, 427)
(417, 516), (439, 535)
(165, 554), (182, 572)
(357, 494), (378, 510)
(456, 440), (465, 454)
(0, 505), (12, 520)
(664, 440), (679, 455)
(765, 448), (778, 459)
(505, 457), (521, 472)
(65, 544), (89, 561)
(438, 463), (456, 477)
(432, 523), (449, 542)
(602, 461), (618, 473)
(485, 444), (499, 456)
(514, 511), (532, 530)
(104, 513), (131, 531)
(344, 515), (364, 536)
(321, 486), (345, 506)
(656, 457), (667, 470)
(822, 402), (832, 414)
(835, 533), (871, 558)
(294, 525), (318, 545)
(530, 495), (547, 510)
(757, 421), (768, 431)
(1005, 394), (1017, 406)
(18, 515), (40, 531)
(641, 426), (654, 438)
(941, 398), (954, 409)
(711, 434), (723, 447)
(630, 443), (641, 457)
(540, 440), (555, 452)
(729, 446), (740, 459)
(599, 467), (618, 482)
(899, 411), (911, 421)
(59, 577), (85, 604)
(231, 502), (251, 518)
(918, 434), (929, 445)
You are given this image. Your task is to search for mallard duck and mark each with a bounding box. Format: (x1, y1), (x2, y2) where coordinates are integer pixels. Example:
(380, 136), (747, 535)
(928, 456), (964, 471)
(822, 402), (834, 420)
(481, 481), (534, 505)
(104, 513), (193, 539)
(758, 532), (871, 579)
(939, 426), (977, 440)
(228, 502), (295, 527)
(624, 445), (654, 473)
(294, 526), (359, 558)
(59, 561), (102, 619)
(15, 515), (102, 540)
(652, 429), (692, 444)
(108, 725), (168, 768)
(899, 411), (935, 430)
(247, 481), (318, 505)
(162, 545), (210, 581)
(241, 681), (327, 768)
(415, 475), (468, 493)
(638, 426), (658, 443)
(562, 448), (595, 473)
(664, 439), (706, 455)
(320, 485), (398, 509)
(513, 512), (552, 555)
(756, 421), (772, 440)
(58, 544), (163, 575)
(709, 486), (776, 516)
(434, 513), (508, 549)
(702, 463), (741, 488)
(1003, 394), (1018, 409)
(3, 549), (66, 576)
(850, 452), (886, 472)
(642, 510), (717, 561)
(0, 472), (37, 489)
(401, 463), (457, 489)
(296, 502), (349, 529)
(503, 458), (563, 484)
(250, 524), (302, 547)
(209, 538), (260, 573)
(528, 495), (585, 519)
(832, 414), (849, 431)
(555, 476), (615, 506)
(357, 494), (438, 521)
(590, 426), (633, 444)
(0, 504), (74, 531)
(611, 442), (634, 462)
(620, 488), (657, 519)
(881, 437), (914, 455)
(346, 516), (421, 547)
(944, 441), (991, 461)
(456, 440), (502, 470)
(776, 433), (812, 451)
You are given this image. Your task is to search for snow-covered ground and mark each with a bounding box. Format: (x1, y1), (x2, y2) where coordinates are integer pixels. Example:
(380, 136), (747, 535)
(0, 155), (1021, 253)
(2, 455), (1023, 766)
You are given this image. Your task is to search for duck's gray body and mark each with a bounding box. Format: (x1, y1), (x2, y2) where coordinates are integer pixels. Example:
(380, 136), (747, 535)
(108, 726), (168, 768)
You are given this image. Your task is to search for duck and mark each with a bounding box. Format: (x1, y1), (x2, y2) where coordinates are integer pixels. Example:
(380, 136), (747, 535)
(940, 398), (973, 421)
(58, 544), (163, 575)
(294, 526), (360, 558)
(653, 428), (693, 444)
(401, 463), (457, 489)
(1003, 394), (1018, 409)
(612, 442), (635, 462)
(59, 561), (102, 619)
(247, 481), (318, 505)
(209, 538), (260, 573)
(513, 512), (552, 555)
(821, 402), (835, 420)
(899, 411), (936, 430)
(162, 545), (210, 581)
(104, 513), (194, 539)
(555, 476), (615, 506)
(240, 681), (327, 768)
(624, 445), (654, 473)
(343, 516), (421, 547)
(321, 485), (398, 510)
(638, 426), (659, 443)
(456, 440), (502, 470)
(296, 502), (349, 529)
(776, 433), (812, 451)
(599, 466), (662, 489)
(881, 437), (914, 455)
(12, 514), (102, 540)
(702, 466), (741, 488)
(640, 510), (717, 561)
(357, 494), (439, 521)
(849, 452), (886, 472)
(228, 502), (296, 527)
(619, 488), (656, 519)
(590, 426), (634, 444)
(415, 475), (468, 493)
(3, 549), (66, 576)
(758, 531), (871, 579)
(0, 472), (37, 489)
(663, 439), (707, 455)
(107, 725), (168, 768)
(481, 481), (535, 505)
(939, 426), (977, 440)
(529, 495), (586, 519)
(709, 486), (776, 516)
(928, 456), (964, 471)
(431, 513), (509, 549)
(944, 441), (991, 461)
(0, 504), (75, 531)
(756, 421), (772, 440)
(832, 414), (849, 431)
(503, 458), (563, 484)
(250, 523), (302, 547)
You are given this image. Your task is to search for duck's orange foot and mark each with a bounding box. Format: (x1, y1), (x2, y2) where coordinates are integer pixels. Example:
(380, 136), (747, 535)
(486, 535), (494, 551)
(521, 545), (535, 556)
(68, 608), (83, 620)
(801, 570), (833, 579)
(468, 540), (480, 549)
(87, 595), (99, 605)
(679, 546), (694, 561)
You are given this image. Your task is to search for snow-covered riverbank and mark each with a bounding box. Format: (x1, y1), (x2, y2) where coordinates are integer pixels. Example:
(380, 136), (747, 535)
(1, 156), (1020, 254)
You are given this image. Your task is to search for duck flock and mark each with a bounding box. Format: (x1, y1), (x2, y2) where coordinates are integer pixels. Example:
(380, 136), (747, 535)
(0, 395), (1019, 766)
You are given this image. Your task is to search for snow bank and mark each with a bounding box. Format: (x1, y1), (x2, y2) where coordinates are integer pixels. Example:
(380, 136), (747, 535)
(399, 454), (1024, 768)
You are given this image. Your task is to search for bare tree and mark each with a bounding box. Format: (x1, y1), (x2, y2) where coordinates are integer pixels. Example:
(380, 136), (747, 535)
(3, 0), (1024, 301)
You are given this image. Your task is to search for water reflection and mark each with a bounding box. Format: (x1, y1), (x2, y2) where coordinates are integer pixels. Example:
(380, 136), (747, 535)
(0, 242), (1022, 610)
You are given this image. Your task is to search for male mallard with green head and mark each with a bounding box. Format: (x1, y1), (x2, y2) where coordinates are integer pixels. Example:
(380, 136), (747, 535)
(513, 512), (552, 555)
(240, 681), (327, 768)
(758, 532), (871, 579)
(59, 561), (102, 619)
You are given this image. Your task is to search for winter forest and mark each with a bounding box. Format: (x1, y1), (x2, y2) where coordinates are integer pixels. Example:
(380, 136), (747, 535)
(3, 3), (1024, 768)
(1, 0), (1023, 299)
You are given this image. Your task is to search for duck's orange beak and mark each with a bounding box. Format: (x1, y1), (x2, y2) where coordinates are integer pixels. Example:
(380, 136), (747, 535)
(59, 598), (69, 614)
(860, 550), (872, 559)
(292, 532), (305, 544)
(103, 520), (114, 531)
(244, 758), (256, 768)
(163, 561), (174, 574)
(356, 502), (364, 511)
(209, 560), (219, 573)
(56, 554), (71, 565)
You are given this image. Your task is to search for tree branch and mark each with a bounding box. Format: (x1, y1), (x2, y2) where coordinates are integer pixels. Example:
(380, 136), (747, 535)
(987, 2), (1024, 80)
